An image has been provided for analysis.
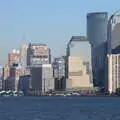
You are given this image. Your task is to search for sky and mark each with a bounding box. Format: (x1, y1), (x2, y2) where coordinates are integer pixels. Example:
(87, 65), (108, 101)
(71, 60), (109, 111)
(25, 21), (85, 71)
(0, 0), (119, 65)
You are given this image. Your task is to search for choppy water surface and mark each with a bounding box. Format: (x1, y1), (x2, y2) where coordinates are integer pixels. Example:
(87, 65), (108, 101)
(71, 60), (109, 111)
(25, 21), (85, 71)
(0, 96), (120, 120)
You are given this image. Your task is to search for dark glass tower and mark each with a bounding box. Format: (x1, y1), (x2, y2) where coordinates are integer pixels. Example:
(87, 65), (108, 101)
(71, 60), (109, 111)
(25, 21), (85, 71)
(87, 12), (108, 88)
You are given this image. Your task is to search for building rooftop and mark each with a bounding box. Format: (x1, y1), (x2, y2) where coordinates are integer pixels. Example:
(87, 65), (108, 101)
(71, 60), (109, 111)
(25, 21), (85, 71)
(69, 36), (88, 43)
(87, 12), (108, 17)
(29, 43), (47, 46)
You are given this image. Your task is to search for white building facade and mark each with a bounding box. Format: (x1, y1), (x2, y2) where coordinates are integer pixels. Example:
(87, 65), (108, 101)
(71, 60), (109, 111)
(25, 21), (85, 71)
(107, 54), (120, 93)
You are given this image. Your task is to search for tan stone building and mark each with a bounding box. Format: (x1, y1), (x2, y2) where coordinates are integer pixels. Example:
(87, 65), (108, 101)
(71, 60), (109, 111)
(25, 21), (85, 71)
(66, 56), (92, 89)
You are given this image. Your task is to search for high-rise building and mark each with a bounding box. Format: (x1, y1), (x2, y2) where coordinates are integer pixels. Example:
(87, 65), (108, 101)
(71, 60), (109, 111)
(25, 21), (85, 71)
(20, 44), (28, 67)
(8, 49), (20, 67)
(66, 36), (92, 90)
(108, 10), (120, 54)
(66, 36), (91, 64)
(87, 12), (108, 88)
(3, 64), (9, 80)
(9, 64), (22, 90)
(53, 56), (66, 90)
(19, 75), (32, 91)
(106, 10), (120, 93)
(2, 64), (10, 90)
(66, 36), (92, 79)
(0, 66), (3, 90)
(66, 56), (92, 89)
(31, 64), (54, 94)
(107, 54), (120, 93)
(27, 43), (51, 66)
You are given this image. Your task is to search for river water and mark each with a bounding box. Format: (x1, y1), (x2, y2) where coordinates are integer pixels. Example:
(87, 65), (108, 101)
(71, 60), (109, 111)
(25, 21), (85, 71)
(0, 96), (120, 120)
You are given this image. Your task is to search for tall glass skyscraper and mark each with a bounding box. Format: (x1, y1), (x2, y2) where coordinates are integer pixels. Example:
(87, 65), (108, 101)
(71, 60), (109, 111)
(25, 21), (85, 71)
(87, 12), (108, 88)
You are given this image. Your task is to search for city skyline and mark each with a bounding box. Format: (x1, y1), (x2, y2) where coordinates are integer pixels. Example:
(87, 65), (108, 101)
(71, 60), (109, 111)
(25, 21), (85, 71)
(0, 2), (120, 119)
(0, 0), (119, 65)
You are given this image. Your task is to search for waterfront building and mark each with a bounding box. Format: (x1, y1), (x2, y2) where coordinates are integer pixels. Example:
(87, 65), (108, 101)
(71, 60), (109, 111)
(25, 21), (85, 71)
(27, 43), (51, 66)
(107, 10), (120, 54)
(0, 80), (2, 90)
(87, 12), (108, 88)
(19, 75), (32, 91)
(66, 36), (92, 89)
(107, 54), (120, 93)
(3, 64), (10, 80)
(0, 66), (3, 90)
(53, 56), (66, 90)
(106, 10), (120, 93)
(31, 64), (54, 94)
(2, 64), (10, 90)
(8, 49), (20, 67)
(20, 44), (28, 67)
(8, 64), (22, 90)
(66, 36), (91, 64)
(66, 56), (92, 89)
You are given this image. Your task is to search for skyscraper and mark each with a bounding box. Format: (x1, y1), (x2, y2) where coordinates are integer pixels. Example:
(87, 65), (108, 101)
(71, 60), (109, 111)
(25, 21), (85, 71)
(31, 64), (54, 94)
(27, 43), (51, 66)
(53, 56), (66, 90)
(0, 66), (3, 90)
(87, 12), (108, 88)
(2, 64), (10, 90)
(107, 10), (120, 53)
(107, 54), (120, 93)
(107, 10), (120, 93)
(8, 49), (20, 67)
(9, 64), (22, 90)
(66, 36), (92, 78)
(66, 36), (92, 89)
(20, 44), (28, 67)
(66, 36), (91, 63)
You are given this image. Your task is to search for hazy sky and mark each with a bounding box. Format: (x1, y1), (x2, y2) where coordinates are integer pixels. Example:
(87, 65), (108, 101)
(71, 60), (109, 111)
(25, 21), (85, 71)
(0, 0), (119, 65)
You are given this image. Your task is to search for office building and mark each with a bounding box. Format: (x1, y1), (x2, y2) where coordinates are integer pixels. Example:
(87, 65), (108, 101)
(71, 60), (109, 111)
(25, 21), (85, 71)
(66, 36), (92, 90)
(8, 49), (20, 67)
(3, 64), (9, 80)
(66, 36), (92, 85)
(8, 64), (22, 90)
(20, 44), (28, 67)
(53, 56), (66, 90)
(27, 43), (51, 66)
(108, 10), (120, 53)
(66, 36), (91, 64)
(87, 12), (108, 87)
(107, 54), (120, 93)
(31, 64), (54, 94)
(106, 10), (120, 93)
(19, 75), (32, 91)
(66, 56), (92, 89)
(0, 66), (3, 90)
(2, 64), (10, 90)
